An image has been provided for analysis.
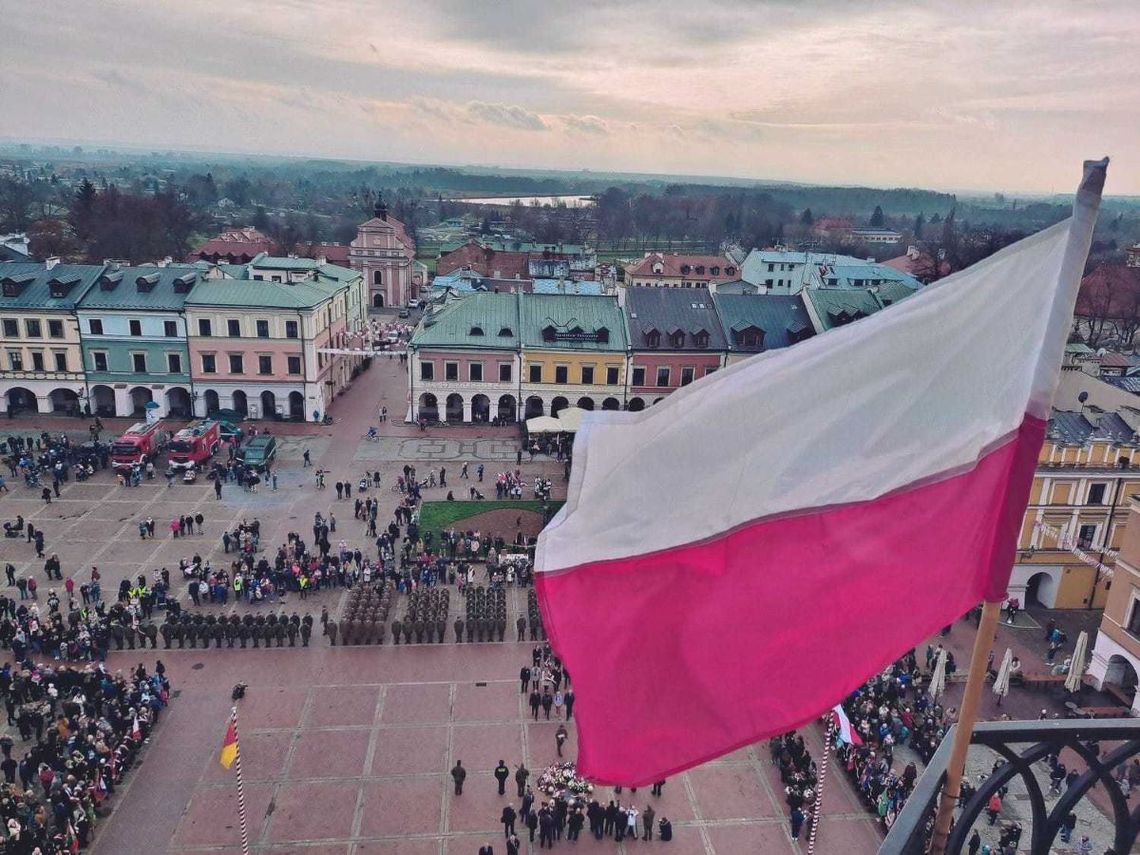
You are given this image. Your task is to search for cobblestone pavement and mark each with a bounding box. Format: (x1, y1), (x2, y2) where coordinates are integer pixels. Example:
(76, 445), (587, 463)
(2, 353), (1126, 853)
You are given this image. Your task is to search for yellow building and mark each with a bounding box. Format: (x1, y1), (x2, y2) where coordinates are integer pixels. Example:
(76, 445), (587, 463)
(1010, 408), (1140, 610)
(1087, 493), (1140, 715)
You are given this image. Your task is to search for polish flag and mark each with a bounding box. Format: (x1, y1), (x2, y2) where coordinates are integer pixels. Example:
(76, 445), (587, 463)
(832, 705), (862, 747)
(131, 716), (141, 742)
(535, 160), (1107, 786)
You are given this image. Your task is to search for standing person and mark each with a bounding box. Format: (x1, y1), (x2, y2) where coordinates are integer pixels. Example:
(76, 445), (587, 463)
(500, 804), (516, 838)
(790, 806), (805, 841)
(555, 724), (568, 758)
(651, 779), (665, 796)
(451, 760), (466, 795)
(986, 791), (1002, 824)
(505, 834), (520, 855)
(520, 666), (531, 693)
(494, 761), (510, 795)
(564, 690), (575, 721)
(1077, 835), (1093, 855)
(625, 806), (639, 841)
(642, 805), (655, 841)
(967, 829), (981, 855)
(529, 690), (541, 721)
(214, 477), (222, 500)
(1060, 812), (1077, 844)
(515, 764), (529, 798)
(460, 462), (469, 479)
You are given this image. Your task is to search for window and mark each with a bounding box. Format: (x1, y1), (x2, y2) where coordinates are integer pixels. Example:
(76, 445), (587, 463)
(529, 364), (542, 383)
(256, 320), (270, 338)
(129, 319), (142, 336)
(465, 361), (484, 383)
(705, 366), (718, 377)
(258, 355), (272, 375)
(31, 352), (44, 371)
(285, 320), (299, 339)
(228, 354), (244, 374)
(48, 320), (64, 339)
(632, 366), (646, 386)
(645, 330), (660, 348)
(499, 363), (512, 382)
(768, 263), (774, 272)
(2, 319), (17, 337)
(1128, 600), (1140, 637)
(606, 366), (620, 385)
(227, 319), (241, 337)
(201, 354), (217, 374)
(554, 366), (568, 384)
(7, 351), (21, 370)
(469, 326), (484, 336)
(164, 320), (178, 338)
(167, 353), (182, 373)
(445, 362), (458, 381)
(581, 366), (594, 385)
(656, 367), (671, 387)
(131, 353), (146, 372)
(681, 367), (695, 386)
(25, 319), (41, 338)
(53, 352), (66, 372)
(198, 319), (212, 337)
(92, 352), (108, 372)
(669, 331), (685, 348)
(694, 331), (709, 349)
(1088, 483), (1107, 505)
(420, 362), (434, 381)
(287, 355), (302, 375)
(1077, 523), (1097, 549)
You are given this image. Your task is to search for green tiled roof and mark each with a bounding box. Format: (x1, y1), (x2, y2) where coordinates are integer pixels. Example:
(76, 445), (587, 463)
(519, 293), (628, 351)
(411, 293), (520, 349)
(875, 280), (921, 307)
(185, 277), (343, 309)
(78, 265), (200, 312)
(805, 287), (885, 331)
(0, 263), (104, 310)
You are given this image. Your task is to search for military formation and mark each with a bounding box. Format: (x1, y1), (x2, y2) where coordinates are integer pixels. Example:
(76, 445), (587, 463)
(159, 611), (314, 648)
(393, 587), (450, 644)
(527, 588), (547, 642)
(455, 586), (506, 642)
(330, 581), (396, 645)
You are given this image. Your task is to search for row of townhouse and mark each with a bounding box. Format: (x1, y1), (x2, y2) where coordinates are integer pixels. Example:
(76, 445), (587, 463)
(407, 287), (832, 423)
(0, 256), (368, 421)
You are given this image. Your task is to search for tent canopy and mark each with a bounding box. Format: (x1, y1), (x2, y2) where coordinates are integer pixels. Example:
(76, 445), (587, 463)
(527, 416), (563, 434)
(557, 406), (589, 432)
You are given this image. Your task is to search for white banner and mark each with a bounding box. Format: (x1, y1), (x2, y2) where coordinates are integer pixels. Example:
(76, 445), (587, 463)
(1031, 520), (1115, 577)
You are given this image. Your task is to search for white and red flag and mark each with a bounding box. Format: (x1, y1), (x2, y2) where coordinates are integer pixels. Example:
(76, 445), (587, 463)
(831, 705), (862, 747)
(535, 160), (1107, 785)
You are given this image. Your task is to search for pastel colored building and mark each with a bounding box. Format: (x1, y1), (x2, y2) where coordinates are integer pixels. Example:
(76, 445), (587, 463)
(349, 198), (418, 308)
(76, 265), (198, 418)
(185, 259), (364, 421)
(1088, 490), (1140, 715)
(518, 293), (628, 418)
(622, 287), (726, 409)
(710, 293), (816, 367)
(0, 262), (102, 416)
(622, 252), (739, 291)
(408, 293), (521, 423)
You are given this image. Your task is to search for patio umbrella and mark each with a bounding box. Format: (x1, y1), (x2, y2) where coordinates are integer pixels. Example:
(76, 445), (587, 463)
(526, 416), (562, 434)
(557, 406), (588, 432)
(992, 647), (1013, 700)
(1065, 630), (1089, 693)
(928, 648), (948, 700)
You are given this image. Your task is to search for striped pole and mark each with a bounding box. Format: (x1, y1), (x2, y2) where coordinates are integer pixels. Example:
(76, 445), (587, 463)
(806, 713), (836, 855)
(231, 705), (251, 855)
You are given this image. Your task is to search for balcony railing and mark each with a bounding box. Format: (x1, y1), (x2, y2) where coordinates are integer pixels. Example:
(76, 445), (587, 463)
(879, 719), (1140, 855)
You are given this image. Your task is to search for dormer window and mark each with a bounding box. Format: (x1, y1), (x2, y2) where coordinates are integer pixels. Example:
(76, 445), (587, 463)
(645, 329), (660, 348)
(710, 266), (720, 275)
(652, 263), (664, 274)
(498, 327), (513, 337)
(669, 331), (685, 349)
(694, 331), (709, 349)
(2, 275), (34, 297)
(680, 264), (691, 275)
(469, 325), (484, 336)
(695, 265), (705, 275)
(173, 273), (196, 293)
(136, 273), (160, 293)
(48, 275), (80, 298)
(595, 326), (609, 343)
(726, 266), (736, 276)
(100, 272), (123, 291)
(737, 327), (765, 348)
(542, 325), (557, 342)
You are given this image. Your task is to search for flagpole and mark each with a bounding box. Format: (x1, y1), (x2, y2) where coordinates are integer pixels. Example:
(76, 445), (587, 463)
(230, 705), (251, 855)
(806, 713), (835, 855)
(927, 599), (1001, 855)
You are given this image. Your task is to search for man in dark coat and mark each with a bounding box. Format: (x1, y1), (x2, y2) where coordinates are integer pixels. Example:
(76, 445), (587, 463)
(493, 760), (510, 795)
(451, 760), (466, 795)
(500, 804), (516, 837)
(515, 764), (528, 797)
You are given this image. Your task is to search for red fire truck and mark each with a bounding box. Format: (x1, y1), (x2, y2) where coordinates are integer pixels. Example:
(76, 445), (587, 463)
(166, 419), (222, 470)
(110, 421), (169, 470)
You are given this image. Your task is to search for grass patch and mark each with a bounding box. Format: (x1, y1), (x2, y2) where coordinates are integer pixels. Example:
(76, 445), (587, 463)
(418, 500), (563, 535)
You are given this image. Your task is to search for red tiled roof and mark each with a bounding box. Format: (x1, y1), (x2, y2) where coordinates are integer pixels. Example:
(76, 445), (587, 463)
(297, 243), (350, 265)
(882, 253), (950, 278)
(624, 252), (739, 281)
(1098, 351), (1133, 368)
(189, 227), (276, 262)
(437, 241), (530, 280)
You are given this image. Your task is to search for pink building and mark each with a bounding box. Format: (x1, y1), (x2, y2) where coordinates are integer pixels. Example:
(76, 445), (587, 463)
(349, 197), (419, 309)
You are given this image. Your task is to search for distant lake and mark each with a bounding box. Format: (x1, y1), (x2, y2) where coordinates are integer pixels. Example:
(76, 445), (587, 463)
(448, 194), (596, 208)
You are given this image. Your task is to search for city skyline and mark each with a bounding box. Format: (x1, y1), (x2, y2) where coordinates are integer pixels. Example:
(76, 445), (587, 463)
(2, 0), (1139, 194)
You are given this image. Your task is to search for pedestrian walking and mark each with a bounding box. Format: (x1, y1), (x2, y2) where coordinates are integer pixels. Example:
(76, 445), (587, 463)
(555, 724), (568, 758)
(501, 804), (517, 837)
(790, 806), (805, 840)
(303, 449), (312, 467)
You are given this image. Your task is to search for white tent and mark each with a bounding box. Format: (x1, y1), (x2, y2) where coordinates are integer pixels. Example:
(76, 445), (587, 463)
(557, 406), (589, 432)
(929, 648), (948, 700)
(527, 416), (562, 434)
(1065, 631), (1089, 693)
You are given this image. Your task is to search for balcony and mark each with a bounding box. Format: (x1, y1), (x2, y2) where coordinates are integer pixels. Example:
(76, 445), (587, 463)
(880, 719), (1140, 854)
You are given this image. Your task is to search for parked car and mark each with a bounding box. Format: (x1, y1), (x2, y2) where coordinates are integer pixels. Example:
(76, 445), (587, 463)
(211, 409), (246, 424)
(397, 308), (410, 319)
(235, 435), (277, 471)
(218, 420), (244, 442)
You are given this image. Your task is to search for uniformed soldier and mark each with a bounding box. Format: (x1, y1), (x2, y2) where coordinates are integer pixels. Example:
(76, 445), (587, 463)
(390, 619), (401, 645)
(300, 620), (312, 647)
(517, 616), (526, 642)
(326, 620), (338, 645)
(160, 621), (173, 649)
(286, 621), (298, 647)
(454, 618), (464, 642)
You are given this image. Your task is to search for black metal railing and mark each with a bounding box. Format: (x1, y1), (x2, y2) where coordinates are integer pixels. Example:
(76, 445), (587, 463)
(879, 719), (1140, 855)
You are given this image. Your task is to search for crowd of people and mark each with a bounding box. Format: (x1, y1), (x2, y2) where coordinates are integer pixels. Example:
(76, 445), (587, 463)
(0, 661), (170, 853)
(3, 433), (108, 494)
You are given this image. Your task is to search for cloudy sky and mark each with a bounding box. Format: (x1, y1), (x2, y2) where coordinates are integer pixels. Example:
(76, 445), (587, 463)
(3, 0), (1138, 193)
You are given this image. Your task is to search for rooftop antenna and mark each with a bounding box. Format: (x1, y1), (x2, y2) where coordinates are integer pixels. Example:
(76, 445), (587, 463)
(1078, 390), (1089, 416)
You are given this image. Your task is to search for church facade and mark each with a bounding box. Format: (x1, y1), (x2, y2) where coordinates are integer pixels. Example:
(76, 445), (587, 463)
(348, 198), (419, 308)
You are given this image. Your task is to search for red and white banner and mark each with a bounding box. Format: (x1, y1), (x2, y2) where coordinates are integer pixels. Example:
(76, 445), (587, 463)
(535, 161), (1107, 785)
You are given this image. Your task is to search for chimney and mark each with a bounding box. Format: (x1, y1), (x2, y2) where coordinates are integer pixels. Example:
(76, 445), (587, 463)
(317, 255), (327, 266)
(493, 269), (501, 279)
(45, 256), (60, 270)
(158, 256), (172, 268)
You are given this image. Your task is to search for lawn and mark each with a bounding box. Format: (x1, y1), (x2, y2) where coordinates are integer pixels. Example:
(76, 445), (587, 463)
(417, 499), (563, 535)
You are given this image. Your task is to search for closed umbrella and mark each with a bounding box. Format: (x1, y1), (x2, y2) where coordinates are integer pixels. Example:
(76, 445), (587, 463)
(992, 647), (1013, 705)
(929, 648), (948, 700)
(1065, 631), (1089, 693)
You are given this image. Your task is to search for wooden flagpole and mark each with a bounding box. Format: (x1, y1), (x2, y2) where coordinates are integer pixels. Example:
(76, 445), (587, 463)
(806, 713), (836, 855)
(231, 705), (251, 855)
(927, 599), (1002, 855)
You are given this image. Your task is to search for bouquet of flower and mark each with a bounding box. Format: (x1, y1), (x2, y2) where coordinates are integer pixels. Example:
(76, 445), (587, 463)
(535, 761), (594, 800)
